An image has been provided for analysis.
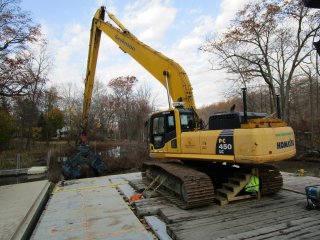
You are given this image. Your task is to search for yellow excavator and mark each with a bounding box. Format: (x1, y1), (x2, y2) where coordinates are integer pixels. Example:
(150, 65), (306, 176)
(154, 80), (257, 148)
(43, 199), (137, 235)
(81, 7), (296, 208)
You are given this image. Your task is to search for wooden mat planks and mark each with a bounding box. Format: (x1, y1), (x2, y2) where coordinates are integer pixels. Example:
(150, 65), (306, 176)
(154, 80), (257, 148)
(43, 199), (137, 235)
(129, 173), (320, 240)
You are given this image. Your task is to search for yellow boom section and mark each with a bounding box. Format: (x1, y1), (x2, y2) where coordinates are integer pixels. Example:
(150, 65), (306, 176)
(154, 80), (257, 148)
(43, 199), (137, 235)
(82, 8), (104, 133)
(82, 7), (196, 133)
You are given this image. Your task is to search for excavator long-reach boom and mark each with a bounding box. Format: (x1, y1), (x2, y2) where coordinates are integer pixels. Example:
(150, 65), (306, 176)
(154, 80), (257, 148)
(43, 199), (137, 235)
(80, 7), (296, 208)
(82, 7), (196, 135)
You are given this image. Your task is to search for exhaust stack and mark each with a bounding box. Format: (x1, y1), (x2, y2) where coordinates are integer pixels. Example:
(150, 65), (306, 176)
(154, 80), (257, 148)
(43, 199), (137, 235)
(241, 88), (248, 124)
(276, 94), (281, 119)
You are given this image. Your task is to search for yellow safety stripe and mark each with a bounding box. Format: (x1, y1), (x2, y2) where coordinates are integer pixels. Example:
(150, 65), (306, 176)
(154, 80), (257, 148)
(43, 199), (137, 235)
(53, 181), (129, 193)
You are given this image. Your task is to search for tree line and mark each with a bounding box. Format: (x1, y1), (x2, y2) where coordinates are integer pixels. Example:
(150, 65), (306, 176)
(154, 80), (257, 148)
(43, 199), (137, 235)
(1, 0), (319, 150)
(0, 0), (53, 149)
(0, 0), (154, 149)
(200, 0), (320, 149)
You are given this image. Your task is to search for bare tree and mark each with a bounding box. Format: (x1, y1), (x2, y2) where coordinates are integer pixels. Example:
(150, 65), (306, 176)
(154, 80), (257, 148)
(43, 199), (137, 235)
(0, 0), (41, 99)
(90, 80), (117, 140)
(132, 84), (155, 142)
(14, 40), (51, 148)
(24, 41), (51, 102)
(108, 76), (137, 140)
(201, 0), (320, 121)
(59, 83), (82, 143)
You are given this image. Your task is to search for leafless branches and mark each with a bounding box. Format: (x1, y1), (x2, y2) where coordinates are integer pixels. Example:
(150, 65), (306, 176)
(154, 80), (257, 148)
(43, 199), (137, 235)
(201, 0), (320, 121)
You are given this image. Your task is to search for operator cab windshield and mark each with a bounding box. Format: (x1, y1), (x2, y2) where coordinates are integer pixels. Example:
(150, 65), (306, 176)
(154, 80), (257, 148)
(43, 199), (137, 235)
(180, 112), (195, 132)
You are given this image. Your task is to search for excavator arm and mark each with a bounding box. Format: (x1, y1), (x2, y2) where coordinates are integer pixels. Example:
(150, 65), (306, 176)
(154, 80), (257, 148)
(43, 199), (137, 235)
(76, 7), (297, 207)
(82, 8), (104, 139)
(81, 7), (197, 137)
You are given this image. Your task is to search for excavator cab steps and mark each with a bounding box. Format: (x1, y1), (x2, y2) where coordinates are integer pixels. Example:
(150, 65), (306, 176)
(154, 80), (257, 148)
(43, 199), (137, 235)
(215, 171), (255, 206)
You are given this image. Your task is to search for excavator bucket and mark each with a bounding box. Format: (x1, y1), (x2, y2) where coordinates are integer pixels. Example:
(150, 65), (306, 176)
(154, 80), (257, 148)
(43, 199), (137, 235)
(62, 145), (107, 179)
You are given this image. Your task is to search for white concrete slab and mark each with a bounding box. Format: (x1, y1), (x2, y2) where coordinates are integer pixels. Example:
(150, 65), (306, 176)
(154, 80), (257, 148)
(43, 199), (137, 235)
(108, 174), (140, 200)
(27, 166), (48, 175)
(0, 180), (51, 240)
(108, 172), (142, 181)
(145, 216), (172, 240)
(31, 175), (153, 240)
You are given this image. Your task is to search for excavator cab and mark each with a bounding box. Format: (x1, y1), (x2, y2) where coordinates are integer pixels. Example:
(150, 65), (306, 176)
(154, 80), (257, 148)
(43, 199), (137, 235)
(149, 108), (197, 151)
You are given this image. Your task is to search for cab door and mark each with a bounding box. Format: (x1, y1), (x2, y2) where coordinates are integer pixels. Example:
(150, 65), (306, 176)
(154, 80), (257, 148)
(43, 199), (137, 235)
(150, 111), (177, 151)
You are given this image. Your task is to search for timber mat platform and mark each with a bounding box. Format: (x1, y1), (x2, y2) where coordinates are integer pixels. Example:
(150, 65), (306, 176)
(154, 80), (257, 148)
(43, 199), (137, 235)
(32, 172), (319, 240)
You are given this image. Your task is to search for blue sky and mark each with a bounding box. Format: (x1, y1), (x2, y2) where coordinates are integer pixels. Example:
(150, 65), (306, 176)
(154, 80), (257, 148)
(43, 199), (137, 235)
(20, 0), (249, 109)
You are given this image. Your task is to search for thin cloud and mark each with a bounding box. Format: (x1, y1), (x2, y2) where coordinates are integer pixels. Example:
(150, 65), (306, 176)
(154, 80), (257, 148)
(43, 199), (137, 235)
(187, 7), (202, 15)
(166, 14), (227, 107)
(214, 0), (249, 33)
(48, 23), (89, 88)
(45, 1), (248, 108)
(122, 0), (177, 45)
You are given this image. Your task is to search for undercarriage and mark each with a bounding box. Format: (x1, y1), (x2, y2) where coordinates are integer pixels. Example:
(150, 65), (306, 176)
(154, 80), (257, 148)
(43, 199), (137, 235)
(142, 160), (283, 209)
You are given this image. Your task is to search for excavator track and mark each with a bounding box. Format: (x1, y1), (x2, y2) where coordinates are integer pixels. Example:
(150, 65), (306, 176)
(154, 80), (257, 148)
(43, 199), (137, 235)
(142, 162), (283, 209)
(142, 161), (214, 209)
(258, 165), (283, 195)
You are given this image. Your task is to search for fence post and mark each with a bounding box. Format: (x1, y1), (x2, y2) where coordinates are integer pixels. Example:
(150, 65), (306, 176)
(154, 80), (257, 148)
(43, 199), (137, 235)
(16, 154), (21, 175)
(47, 149), (51, 168)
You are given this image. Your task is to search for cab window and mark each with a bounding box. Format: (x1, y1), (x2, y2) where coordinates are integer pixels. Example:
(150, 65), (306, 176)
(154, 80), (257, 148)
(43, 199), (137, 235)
(153, 116), (165, 134)
(167, 115), (175, 132)
(180, 114), (195, 132)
